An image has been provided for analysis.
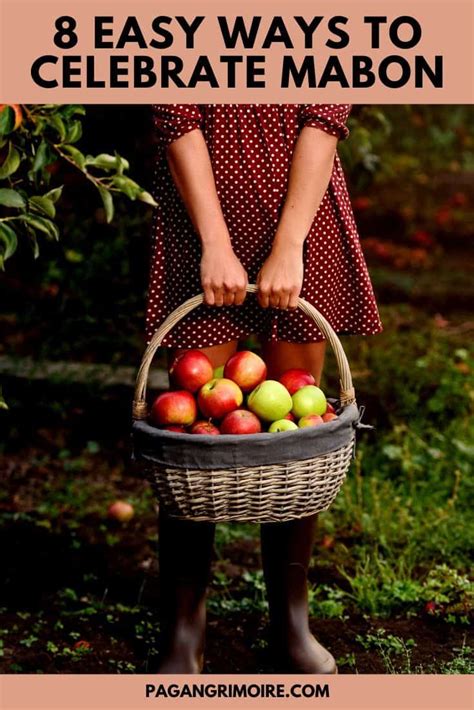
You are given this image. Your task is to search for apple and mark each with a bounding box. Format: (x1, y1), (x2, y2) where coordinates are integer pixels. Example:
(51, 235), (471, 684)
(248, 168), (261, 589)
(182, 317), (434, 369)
(190, 420), (220, 435)
(169, 349), (214, 393)
(213, 365), (224, 378)
(220, 409), (262, 435)
(108, 500), (134, 522)
(224, 351), (267, 392)
(298, 414), (324, 428)
(163, 425), (187, 433)
(269, 419), (298, 433)
(322, 534), (335, 549)
(291, 385), (327, 419)
(322, 412), (338, 423)
(279, 368), (315, 395)
(326, 402), (336, 415)
(150, 391), (197, 427)
(284, 412), (296, 422)
(424, 601), (438, 615)
(198, 378), (243, 419)
(247, 380), (292, 422)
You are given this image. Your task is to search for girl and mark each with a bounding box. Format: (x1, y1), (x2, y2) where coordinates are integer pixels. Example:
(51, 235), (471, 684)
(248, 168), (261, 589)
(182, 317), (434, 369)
(147, 104), (382, 674)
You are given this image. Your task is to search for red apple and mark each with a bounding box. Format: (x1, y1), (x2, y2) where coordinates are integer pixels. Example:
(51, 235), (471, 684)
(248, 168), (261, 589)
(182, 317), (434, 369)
(150, 391), (197, 427)
(198, 378), (243, 419)
(108, 500), (134, 522)
(326, 402), (336, 415)
(279, 368), (315, 395)
(169, 349), (214, 393)
(321, 534), (335, 549)
(284, 412), (296, 422)
(322, 412), (338, 423)
(298, 414), (324, 428)
(220, 409), (262, 435)
(190, 420), (220, 435)
(163, 425), (187, 433)
(224, 351), (267, 392)
(424, 600), (444, 616)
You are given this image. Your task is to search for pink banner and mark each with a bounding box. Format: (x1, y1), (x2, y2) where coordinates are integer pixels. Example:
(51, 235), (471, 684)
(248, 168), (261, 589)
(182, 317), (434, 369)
(0, 674), (473, 710)
(0, 0), (473, 103)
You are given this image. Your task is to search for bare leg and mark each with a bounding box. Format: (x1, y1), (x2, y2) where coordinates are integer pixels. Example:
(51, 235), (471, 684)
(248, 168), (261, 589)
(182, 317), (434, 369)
(261, 339), (326, 384)
(167, 340), (239, 370)
(259, 340), (336, 673)
(158, 340), (238, 673)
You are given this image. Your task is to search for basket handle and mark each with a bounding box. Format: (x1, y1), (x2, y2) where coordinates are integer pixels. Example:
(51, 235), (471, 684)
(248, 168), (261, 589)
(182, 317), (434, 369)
(132, 284), (355, 420)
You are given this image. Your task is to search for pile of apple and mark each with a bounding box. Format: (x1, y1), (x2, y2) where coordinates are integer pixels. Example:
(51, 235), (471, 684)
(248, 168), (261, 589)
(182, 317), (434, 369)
(150, 350), (338, 436)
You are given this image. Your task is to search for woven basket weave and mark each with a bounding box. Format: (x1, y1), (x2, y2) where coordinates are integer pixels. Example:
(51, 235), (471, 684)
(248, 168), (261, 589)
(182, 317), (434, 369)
(132, 285), (357, 523)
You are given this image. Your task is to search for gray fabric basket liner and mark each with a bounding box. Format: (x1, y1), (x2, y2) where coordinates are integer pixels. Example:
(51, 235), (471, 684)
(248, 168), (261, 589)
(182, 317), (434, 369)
(132, 401), (359, 470)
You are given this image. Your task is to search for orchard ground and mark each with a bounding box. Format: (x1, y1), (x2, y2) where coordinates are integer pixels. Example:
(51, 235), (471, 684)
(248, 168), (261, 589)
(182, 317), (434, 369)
(0, 105), (472, 673)
(1, 282), (472, 673)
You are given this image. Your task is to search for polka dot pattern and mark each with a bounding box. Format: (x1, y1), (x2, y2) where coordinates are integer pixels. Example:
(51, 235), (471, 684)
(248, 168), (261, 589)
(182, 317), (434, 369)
(146, 104), (383, 347)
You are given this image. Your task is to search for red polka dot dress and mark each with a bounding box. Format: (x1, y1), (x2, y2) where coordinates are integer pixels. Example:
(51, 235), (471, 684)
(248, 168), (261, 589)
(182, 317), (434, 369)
(146, 104), (382, 347)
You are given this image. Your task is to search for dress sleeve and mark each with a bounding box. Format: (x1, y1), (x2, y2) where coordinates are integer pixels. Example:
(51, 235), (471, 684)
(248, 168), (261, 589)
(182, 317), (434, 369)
(152, 104), (203, 148)
(299, 104), (351, 140)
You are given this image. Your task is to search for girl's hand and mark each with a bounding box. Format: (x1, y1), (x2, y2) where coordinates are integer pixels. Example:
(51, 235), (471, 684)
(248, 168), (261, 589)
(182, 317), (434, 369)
(201, 243), (248, 306)
(257, 243), (304, 310)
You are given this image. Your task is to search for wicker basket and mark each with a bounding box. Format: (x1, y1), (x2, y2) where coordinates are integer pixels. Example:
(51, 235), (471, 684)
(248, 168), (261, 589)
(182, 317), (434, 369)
(132, 285), (358, 523)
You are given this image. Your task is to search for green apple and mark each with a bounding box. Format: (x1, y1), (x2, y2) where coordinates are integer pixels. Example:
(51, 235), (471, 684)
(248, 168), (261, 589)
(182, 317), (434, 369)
(248, 380), (292, 422)
(269, 419), (298, 433)
(213, 365), (224, 378)
(291, 385), (327, 418)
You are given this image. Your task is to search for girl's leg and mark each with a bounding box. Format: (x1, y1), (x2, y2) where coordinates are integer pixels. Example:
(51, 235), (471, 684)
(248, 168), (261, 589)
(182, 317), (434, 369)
(261, 340), (326, 384)
(259, 340), (336, 673)
(157, 513), (215, 673)
(167, 341), (239, 370)
(158, 340), (238, 673)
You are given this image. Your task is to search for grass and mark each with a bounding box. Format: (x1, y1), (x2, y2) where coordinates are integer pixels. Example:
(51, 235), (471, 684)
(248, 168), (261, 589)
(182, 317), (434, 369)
(355, 629), (474, 674)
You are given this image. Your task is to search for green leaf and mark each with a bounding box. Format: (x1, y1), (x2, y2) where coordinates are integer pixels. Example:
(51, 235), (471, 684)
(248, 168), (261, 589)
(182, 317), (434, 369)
(111, 175), (141, 199)
(29, 195), (56, 218)
(0, 386), (8, 410)
(49, 114), (67, 142)
(114, 152), (129, 176)
(65, 249), (83, 263)
(97, 185), (114, 223)
(0, 107), (15, 137)
(138, 190), (158, 207)
(44, 186), (63, 204)
(0, 221), (18, 264)
(62, 145), (86, 171)
(0, 188), (26, 209)
(27, 228), (40, 258)
(21, 214), (60, 241)
(65, 120), (82, 144)
(0, 142), (21, 179)
(61, 105), (86, 119)
(85, 153), (130, 172)
(32, 139), (52, 174)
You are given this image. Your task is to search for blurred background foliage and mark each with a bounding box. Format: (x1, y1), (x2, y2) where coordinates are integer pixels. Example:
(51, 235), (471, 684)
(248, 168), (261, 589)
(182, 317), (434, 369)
(0, 104), (472, 364)
(0, 105), (472, 674)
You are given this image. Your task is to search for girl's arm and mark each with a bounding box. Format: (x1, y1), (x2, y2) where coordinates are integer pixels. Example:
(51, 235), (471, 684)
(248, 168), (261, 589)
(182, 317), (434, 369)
(167, 129), (248, 307)
(257, 126), (338, 310)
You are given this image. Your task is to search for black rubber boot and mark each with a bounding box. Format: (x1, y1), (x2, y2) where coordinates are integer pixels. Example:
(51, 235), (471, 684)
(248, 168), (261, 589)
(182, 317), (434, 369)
(260, 514), (337, 674)
(157, 512), (215, 674)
